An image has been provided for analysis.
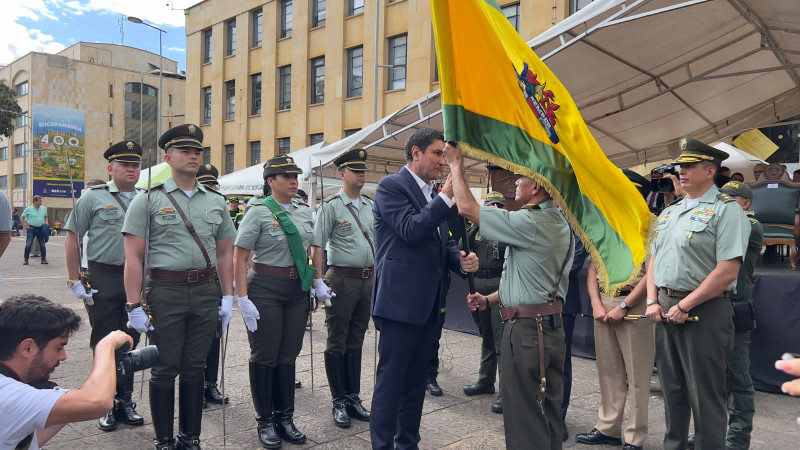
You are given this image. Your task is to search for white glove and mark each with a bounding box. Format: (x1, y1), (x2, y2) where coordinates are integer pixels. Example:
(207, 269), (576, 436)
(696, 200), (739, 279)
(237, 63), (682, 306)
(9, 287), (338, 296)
(70, 281), (98, 300)
(238, 295), (260, 332)
(313, 278), (335, 308)
(219, 295), (234, 331)
(127, 307), (153, 333)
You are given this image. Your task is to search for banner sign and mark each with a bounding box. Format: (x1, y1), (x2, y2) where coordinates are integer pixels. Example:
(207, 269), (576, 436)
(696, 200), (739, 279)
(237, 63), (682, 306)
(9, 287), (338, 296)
(32, 104), (85, 197)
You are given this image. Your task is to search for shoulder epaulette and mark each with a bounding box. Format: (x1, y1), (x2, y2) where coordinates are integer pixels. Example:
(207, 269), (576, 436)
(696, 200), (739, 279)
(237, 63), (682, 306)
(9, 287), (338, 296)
(147, 182), (165, 192)
(745, 210), (755, 217)
(749, 217), (759, 225)
(717, 193), (735, 203)
(206, 189), (225, 197)
(89, 183), (108, 190)
(256, 193), (265, 198)
(361, 193), (374, 202)
(323, 193), (340, 203)
(667, 196), (683, 207)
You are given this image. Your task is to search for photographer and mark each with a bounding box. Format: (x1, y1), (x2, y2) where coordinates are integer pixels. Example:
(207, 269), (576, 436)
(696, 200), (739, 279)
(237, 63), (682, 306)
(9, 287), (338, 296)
(0, 294), (133, 449)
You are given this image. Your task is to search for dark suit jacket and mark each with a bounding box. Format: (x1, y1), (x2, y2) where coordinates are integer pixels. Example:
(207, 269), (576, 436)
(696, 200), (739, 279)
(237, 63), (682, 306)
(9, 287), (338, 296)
(372, 167), (462, 325)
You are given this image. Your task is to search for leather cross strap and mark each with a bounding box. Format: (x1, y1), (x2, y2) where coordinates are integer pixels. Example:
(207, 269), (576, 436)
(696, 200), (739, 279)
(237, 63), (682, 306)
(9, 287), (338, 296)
(345, 202), (375, 257)
(110, 191), (129, 213)
(549, 231), (575, 302)
(160, 187), (212, 268)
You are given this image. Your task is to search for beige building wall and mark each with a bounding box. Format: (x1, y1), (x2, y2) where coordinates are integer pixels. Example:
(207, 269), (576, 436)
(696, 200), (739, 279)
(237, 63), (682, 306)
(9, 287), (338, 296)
(186, 0), (571, 174)
(0, 43), (186, 215)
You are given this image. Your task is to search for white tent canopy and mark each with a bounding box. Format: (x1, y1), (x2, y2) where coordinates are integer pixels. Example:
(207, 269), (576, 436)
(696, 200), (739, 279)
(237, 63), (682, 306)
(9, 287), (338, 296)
(712, 142), (765, 178)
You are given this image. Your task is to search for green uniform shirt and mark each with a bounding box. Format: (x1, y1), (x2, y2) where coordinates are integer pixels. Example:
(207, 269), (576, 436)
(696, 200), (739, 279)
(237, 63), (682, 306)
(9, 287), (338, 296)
(21, 205), (47, 227)
(466, 223), (506, 295)
(733, 211), (763, 301)
(312, 189), (375, 268)
(63, 181), (138, 266)
(235, 197), (314, 267)
(121, 177), (235, 271)
(652, 184), (750, 293)
(479, 200), (573, 307)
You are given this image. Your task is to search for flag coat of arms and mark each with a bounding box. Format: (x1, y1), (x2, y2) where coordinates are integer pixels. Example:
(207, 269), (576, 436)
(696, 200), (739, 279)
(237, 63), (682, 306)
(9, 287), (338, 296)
(431, 0), (655, 294)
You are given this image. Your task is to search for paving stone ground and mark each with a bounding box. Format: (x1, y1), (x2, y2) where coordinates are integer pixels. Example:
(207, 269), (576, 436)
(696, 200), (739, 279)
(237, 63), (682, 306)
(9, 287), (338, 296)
(4, 235), (799, 449)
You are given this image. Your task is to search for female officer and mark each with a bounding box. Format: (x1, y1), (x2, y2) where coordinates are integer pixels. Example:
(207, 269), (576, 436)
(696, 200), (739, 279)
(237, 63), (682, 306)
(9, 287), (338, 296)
(233, 155), (332, 448)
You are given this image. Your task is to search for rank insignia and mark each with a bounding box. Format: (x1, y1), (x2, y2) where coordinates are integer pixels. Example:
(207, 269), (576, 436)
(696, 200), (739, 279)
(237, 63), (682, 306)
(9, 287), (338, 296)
(157, 206), (176, 215)
(104, 204), (117, 211)
(689, 208), (714, 224)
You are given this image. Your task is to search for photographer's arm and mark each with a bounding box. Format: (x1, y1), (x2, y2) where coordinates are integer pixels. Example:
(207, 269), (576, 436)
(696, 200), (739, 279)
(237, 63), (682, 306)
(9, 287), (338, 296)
(44, 331), (133, 428)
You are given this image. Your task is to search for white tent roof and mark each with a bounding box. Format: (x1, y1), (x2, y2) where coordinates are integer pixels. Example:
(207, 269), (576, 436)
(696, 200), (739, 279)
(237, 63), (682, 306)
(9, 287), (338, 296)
(713, 142), (765, 179)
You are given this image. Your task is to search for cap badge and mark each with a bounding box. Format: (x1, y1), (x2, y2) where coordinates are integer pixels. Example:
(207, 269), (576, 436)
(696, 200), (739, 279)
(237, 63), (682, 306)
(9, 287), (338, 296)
(126, 141), (134, 150)
(359, 150), (365, 158)
(205, 164), (212, 170)
(287, 157), (293, 163)
(188, 125), (196, 135)
(679, 138), (688, 150)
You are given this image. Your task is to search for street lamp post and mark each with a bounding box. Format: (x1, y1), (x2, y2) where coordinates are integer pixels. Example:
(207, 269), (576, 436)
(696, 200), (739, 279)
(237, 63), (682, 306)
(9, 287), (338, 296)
(127, 16), (166, 163)
(1, 109), (32, 208)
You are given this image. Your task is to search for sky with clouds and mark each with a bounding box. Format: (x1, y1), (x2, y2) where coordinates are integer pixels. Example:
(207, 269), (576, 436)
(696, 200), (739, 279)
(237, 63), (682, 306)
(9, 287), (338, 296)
(0, 0), (204, 72)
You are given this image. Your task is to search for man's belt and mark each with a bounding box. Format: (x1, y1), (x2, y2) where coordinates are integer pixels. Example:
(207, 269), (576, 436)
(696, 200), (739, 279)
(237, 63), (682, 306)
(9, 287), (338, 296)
(500, 301), (563, 322)
(88, 261), (124, 274)
(659, 287), (731, 299)
(474, 269), (502, 279)
(331, 266), (374, 279)
(254, 263), (299, 279)
(149, 267), (217, 283)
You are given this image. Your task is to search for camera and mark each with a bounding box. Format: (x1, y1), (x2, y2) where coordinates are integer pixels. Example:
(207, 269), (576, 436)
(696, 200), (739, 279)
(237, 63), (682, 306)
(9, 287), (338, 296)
(115, 344), (159, 389)
(651, 164), (677, 193)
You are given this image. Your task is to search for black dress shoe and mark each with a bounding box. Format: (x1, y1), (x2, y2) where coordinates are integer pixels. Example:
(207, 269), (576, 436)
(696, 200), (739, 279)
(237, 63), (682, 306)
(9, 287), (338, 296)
(575, 429), (622, 446)
(116, 397), (144, 426)
(623, 444), (643, 450)
(491, 396), (503, 414)
(688, 433), (695, 449)
(463, 380), (495, 396)
(23, 259), (28, 265)
(204, 383), (229, 404)
(98, 409), (117, 431)
(562, 421), (568, 442)
(41, 259), (48, 264)
(426, 379), (443, 396)
(332, 398), (351, 428)
(295, 379), (302, 389)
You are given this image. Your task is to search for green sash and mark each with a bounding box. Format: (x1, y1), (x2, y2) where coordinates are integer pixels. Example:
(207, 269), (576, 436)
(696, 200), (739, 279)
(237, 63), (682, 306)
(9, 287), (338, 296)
(262, 196), (315, 291)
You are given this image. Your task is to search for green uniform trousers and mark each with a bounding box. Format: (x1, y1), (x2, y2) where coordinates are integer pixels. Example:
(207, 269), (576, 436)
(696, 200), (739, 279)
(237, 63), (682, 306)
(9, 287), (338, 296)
(655, 293), (734, 450)
(501, 316), (565, 450)
(476, 303), (503, 385)
(146, 277), (221, 385)
(324, 269), (372, 353)
(726, 330), (754, 450)
(247, 274), (307, 365)
(86, 268), (141, 349)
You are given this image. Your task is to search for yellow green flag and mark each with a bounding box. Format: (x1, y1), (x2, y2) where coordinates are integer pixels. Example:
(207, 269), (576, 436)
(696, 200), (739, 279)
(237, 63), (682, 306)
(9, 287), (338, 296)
(432, 0), (655, 294)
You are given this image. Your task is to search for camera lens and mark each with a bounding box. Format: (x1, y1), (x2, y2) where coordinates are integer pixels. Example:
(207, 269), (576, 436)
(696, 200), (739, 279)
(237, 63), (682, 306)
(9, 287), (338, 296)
(128, 345), (159, 372)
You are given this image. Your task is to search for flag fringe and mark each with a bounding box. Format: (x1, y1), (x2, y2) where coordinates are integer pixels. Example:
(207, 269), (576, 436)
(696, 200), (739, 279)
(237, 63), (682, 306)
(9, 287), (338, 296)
(458, 141), (656, 297)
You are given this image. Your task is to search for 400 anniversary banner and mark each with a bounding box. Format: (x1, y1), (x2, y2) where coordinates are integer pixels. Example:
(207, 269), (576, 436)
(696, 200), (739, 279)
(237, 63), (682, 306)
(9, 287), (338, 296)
(32, 104), (85, 197)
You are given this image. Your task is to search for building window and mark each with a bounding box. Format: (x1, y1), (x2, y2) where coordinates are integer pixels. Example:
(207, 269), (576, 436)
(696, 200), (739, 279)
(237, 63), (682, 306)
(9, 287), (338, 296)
(202, 87), (212, 124)
(278, 65), (292, 110)
(502, 3), (520, 31)
(14, 81), (28, 97)
(280, 0), (293, 38)
(312, 0), (326, 27)
(388, 35), (407, 90)
(570, 0), (594, 14)
(203, 28), (213, 63)
(348, 0), (364, 16)
(225, 80), (235, 120)
(344, 128), (360, 137)
(251, 73), (262, 115)
(277, 137), (291, 155)
(224, 144), (235, 174)
(347, 46), (363, 98)
(310, 56), (325, 104)
(309, 133), (324, 145)
(109, 113), (113, 127)
(0, 176), (6, 188)
(250, 141), (261, 166)
(203, 147), (211, 164)
(15, 113), (27, 128)
(109, 84), (114, 97)
(252, 8), (263, 47)
(15, 143), (27, 157)
(14, 174), (26, 188)
(0, 147), (7, 160)
(226, 19), (236, 56)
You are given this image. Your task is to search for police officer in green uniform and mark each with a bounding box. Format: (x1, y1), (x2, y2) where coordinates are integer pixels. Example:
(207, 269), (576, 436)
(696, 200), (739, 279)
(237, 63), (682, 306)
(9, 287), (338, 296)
(63, 140), (144, 432)
(444, 143), (573, 450)
(645, 137), (750, 450)
(687, 181), (763, 450)
(228, 196), (243, 228)
(310, 148), (374, 428)
(461, 191), (506, 414)
(123, 124), (236, 450)
(194, 164), (230, 409)
(234, 155), (325, 448)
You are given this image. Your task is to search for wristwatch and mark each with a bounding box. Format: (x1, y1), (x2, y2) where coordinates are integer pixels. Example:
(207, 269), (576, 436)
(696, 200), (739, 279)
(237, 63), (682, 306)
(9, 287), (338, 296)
(125, 302), (142, 313)
(619, 300), (630, 311)
(484, 295), (490, 308)
(646, 298), (658, 307)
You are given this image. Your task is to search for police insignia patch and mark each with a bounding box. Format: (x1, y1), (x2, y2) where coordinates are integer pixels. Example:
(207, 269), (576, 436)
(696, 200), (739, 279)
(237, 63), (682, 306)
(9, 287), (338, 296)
(126, 141), (134, 150)
(188, 124), (196, 135)
(679, 138), (688, 150)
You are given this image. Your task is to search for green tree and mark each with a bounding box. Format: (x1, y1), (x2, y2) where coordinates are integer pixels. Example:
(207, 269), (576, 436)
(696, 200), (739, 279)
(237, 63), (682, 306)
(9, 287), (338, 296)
(0, 81), (22, 139)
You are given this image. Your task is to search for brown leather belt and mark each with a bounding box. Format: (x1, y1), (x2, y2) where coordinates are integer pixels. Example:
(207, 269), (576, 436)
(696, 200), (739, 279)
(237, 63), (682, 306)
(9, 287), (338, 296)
(254, 264), (298, 279)
(149, 267), (217, 283)
(331, 266), (374, 279)
(88, 261), (124, 274)
(659, 287), (731, 299)
(500, 300), (563, 412)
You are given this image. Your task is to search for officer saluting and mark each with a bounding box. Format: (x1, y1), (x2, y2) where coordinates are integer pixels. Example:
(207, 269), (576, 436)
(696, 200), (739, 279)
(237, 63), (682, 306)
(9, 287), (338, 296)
(63, 140), (144, 432)
(645, 137), (750, 450)
(310, 148), (373, 428)
(123, 124), (236, 450)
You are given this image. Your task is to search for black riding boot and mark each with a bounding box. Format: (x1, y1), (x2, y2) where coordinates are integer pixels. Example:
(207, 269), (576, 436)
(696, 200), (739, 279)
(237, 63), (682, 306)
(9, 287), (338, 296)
(344, 349), (370, 421)
(150, 381), (176, 450)
(117, 375), (145, 425)
(273, 363), (307, 444)
(324, 351), (350, 428)
(204, 337), (228, 407)
(250, 362), (281, 449)
(175, 380), (204, 450)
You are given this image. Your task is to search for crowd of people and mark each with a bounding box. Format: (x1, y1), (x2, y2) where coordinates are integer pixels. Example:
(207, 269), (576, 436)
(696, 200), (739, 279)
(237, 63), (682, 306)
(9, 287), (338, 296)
(0, 124), (799, 450)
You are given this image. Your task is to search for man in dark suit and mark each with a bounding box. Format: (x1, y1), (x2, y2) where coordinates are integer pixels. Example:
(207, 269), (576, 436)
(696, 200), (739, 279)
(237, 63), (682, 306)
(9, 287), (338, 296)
(370, 128), (478, 449)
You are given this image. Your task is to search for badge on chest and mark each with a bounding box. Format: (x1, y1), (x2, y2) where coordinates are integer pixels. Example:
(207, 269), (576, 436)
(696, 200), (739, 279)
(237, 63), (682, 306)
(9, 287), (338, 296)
(689, 208), (714, 224)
